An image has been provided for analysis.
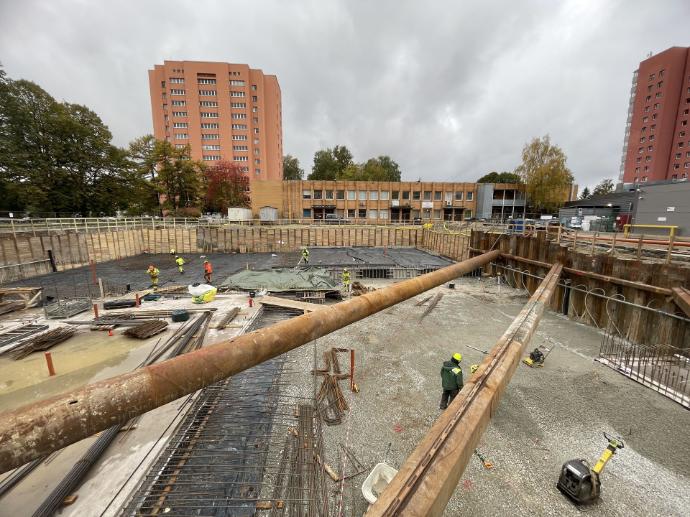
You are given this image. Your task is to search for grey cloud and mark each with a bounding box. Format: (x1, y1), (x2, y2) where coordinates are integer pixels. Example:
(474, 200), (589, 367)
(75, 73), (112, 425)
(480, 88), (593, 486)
(1, 0), (688, 190)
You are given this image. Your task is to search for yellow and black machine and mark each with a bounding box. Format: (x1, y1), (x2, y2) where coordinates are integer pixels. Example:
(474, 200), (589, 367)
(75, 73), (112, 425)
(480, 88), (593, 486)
(522, 343), (554, 368)
(557, 432), (624, 504)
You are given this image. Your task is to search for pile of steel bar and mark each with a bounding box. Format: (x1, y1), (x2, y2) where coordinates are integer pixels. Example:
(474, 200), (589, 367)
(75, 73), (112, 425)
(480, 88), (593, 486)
(0, 325), (49, 354)
(43, 299), (91, 319)
(101, 308), (218, 319)
(0, 301), (25, 316)
(0, 250), (499, 472)
(368, 263), (563, 517)
(124, 320), (169, 339)
(214, 306), (241, 329)
(315, 348), (350, 425)
(9, 327), (77, 360)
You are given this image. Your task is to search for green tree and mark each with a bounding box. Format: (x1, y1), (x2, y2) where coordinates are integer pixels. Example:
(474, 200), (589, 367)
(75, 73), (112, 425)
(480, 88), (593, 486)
(579, 187), (591, 200)
(477, 171), (522, 183)
(308, 145), (353, 180)
(515, 135), (574, 213)
(361, 155), (401, 181)
(592, 178), (614, 197)
(151, 141), (205, 213)
(282, 154), (303, 180)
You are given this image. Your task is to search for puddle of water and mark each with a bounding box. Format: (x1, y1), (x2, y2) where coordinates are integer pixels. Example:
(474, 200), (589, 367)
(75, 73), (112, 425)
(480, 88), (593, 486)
(0, 330), (158, 412)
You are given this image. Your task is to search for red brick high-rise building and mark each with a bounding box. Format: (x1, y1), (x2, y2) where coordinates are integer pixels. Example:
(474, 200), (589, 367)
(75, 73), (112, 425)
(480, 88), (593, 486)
(620, 47), (690, 184)
(148, 60), (283, 182)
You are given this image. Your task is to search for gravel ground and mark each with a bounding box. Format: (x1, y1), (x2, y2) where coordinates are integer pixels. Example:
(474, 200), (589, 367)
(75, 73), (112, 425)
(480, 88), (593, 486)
(285, 276), (690, 516)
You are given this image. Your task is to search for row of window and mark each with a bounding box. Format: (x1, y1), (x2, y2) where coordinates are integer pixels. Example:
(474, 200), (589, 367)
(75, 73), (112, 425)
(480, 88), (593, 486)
(167, 102), (258, 111)
(301, 209), (474, 220)
(167, 89), (259, 101)
(301, 190), (475, 201)
(167, 77), (256, 88)
(169, 111), (259, 124)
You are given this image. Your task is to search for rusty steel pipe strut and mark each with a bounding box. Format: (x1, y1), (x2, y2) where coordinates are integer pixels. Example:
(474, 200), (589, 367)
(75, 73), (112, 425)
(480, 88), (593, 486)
(368, 262), (563, 517)
(0, 250), (500, 473)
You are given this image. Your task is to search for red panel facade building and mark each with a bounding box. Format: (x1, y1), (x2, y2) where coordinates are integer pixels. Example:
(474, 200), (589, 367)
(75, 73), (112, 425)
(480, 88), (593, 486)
(620, 47), (690, 184)
(148, 61), (283, 182)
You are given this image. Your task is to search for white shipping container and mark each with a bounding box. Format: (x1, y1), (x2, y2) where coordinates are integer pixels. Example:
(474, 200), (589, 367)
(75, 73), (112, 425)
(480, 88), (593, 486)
(259, 206), (278, 221)
(227, 207), (252, 221)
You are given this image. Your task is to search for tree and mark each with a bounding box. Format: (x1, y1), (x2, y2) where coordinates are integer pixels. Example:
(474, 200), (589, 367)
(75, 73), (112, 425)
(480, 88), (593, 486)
(592, 178), (614, 197)
(360, 155), (401, 181)
(203, 161), (250, 212)
(282, 154), (303, 180)
(515, 135), (574, 213)
(308, 145), (353, 180)
(151, 141), (205, 213)
(477, 171), (522, 183)
(579, 187), (591, 200)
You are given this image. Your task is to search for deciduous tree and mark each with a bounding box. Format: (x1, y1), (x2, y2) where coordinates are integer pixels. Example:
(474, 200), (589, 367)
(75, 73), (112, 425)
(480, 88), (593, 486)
(204, 161), (250, 212)
(477, 171), (522, 183)
(515, 136), (574, 213)
(592, 178), (614, 197)
(282, 154), (303, 180)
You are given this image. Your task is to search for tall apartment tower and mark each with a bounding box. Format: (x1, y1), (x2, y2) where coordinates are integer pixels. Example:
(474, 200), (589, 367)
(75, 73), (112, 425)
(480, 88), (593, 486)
(148, 60), (283, 181)
(620, 47), (690, 185)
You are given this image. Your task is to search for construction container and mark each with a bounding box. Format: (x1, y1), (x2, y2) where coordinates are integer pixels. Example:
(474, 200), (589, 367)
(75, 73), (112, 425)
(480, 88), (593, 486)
(259, 206), (278, 222)
(227, 207), (252, 222)
(171, 309), (190, 322)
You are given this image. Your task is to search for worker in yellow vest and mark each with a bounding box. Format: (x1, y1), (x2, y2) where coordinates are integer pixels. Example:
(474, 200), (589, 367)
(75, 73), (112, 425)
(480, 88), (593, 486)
(175, 255), (185, 274)
(147, 265), (160, 290)
(342, 268), (351, 295)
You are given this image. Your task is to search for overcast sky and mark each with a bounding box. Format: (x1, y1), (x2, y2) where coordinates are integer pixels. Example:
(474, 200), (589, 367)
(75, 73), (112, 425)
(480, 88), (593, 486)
(1, 0), (688, 189)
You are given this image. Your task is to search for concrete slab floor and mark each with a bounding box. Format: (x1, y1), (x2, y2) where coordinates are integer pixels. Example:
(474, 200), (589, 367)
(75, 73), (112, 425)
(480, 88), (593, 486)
(285, 277), (690, 516)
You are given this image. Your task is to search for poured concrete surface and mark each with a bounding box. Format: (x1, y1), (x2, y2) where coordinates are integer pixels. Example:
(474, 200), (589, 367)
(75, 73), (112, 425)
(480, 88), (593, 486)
(286, 277), (690, 516)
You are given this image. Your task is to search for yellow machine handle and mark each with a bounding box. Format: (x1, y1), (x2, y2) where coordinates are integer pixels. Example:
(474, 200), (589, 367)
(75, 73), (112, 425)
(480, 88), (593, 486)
(592, 433), (624, 474)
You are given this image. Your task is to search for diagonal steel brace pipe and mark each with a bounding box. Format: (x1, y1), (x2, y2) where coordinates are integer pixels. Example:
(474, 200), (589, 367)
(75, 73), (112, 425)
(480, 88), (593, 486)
(0, 250), (500, 473)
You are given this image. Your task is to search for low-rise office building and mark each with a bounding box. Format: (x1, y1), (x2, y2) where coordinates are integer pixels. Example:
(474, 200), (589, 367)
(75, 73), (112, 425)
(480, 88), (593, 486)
(475, 183), (527, 220)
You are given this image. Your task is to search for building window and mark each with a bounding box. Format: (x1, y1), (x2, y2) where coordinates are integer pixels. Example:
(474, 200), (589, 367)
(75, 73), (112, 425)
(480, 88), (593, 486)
(252, 106), (258, 113)
(434, 191), (442, 201)
(251, 84), (257, 91)
(642, 116), (648, 123)
(645, 95), (651, 102)
(302, 190), (311, 199)
(254, 128), (260, 134)
(232, 113), (247, 119)
(648, 73), (655, 81)
(649, 135), (655, 141)
(230, 80), (245, 86)
(172, 111), (187, 117)
(635, 167), (640, 173)
(203, 155), (220, 161)
(336, 190), (345, 200)
(370, 191), (378, 200)
(252, 95), (258, 102)
(639, 137), (646, 143)
(233, 145), (248, 151)
(455, 191), (463, 201)
(231, 102), (247, 108)
(680, 142), (685, 148)
(686, 151), (690, 157)
(200, 112), (219, 118)
(433, 209), (441, 219)
(313, 190), (322, 200)
(464, 210), (473, 219)
(253, 138), (260, 144)
(391, 191), (399, 200)
(674, 163), (680, 170)
(252, 117), (259, 124)
(234, 156), (248, 162)
(232, 135), (248, 141)
(655, 92), (662, 98)
(347, 209), (355, 218)
(358, 209), (367, 218)
(175, 133), (188, 139)
(171, 100), (186, 106)
(672, 174), (678, 180)
(642, 176), (648, 182)
(198, 78), (216, 84)
(175, 144), (185, 149)
(650, 124), (656, 131)
(169, 78), (184, 84)
(652, 113), (658, 119)
(645, 156), (652, 162)
(467, 191), (474, 201)
(202, 145), (221, 150)
(641, 126), (647, 133)
(303, 208), (312, 218)
(653, 103), (660, 109)
(358, 191), (367, 200)
(682, 120), (688, 126)
(685, 162), (690, 168)
(325, 190), (334, 200)
(423, 191), (431, 201)
(347, 190), (356, 200)
(201, 134), (219, 140)
(675, 152), (682, 159)
(200, 123), (219, 129)
(636, 157), (642, 163)
(379, 210), (389, 220)
(648, 146), (653, 151)
(173, 122), (188, 128)
(368, 209), (378, 219)
(254, 158), (260, 165)
(412, 191), (420, 200)
(232, 124), (248, 130)
(170, 89), (185, 95)
(681, 131), (687, 137)
(380, 191), (389, 200)
(200, 101), (218, 107)
(230, 91), (245, 97)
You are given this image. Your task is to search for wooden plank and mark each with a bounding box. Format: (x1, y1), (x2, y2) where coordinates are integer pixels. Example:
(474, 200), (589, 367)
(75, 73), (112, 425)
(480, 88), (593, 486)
(672, 287), (690, 318)
(259, 295), (327, 312)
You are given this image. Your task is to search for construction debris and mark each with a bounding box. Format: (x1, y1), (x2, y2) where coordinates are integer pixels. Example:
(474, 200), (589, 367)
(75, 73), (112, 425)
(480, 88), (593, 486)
(8, 327), (77, 360)
(0, 301), (26, 316)
(0, 324), (49, 354)
(124, 320), (169, 339)
(44, 299), (91, 319)
(214, 307), (241, 329)
(351, 281), (374, 296)
(419, 292), (444, 321)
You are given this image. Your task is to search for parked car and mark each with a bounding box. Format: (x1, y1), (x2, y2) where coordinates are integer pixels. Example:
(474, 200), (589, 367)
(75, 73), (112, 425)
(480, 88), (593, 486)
(324, 213), (347, 224)
(412, 217), (422, 225)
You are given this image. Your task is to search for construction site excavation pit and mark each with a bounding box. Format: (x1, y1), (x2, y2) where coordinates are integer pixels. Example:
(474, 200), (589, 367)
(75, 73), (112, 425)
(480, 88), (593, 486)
(0, 246), (688, 516)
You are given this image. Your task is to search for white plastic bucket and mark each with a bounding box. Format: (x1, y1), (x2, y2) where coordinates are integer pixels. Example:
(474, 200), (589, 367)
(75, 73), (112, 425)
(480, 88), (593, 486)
(361, 462), (398, 504)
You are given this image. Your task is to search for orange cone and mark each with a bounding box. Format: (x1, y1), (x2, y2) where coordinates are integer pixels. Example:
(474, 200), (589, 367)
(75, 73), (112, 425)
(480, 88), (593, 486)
(108, 329), (113, 336)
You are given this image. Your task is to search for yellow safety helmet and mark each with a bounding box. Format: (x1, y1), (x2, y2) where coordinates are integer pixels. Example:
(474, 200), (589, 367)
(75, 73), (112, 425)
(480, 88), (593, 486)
(471, 364), (479, 374)
(452, 353), (462, 362)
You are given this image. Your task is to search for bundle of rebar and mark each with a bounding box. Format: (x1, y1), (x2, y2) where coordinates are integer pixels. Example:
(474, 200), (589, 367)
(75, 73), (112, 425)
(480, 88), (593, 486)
(0, 301), (25, 316)
(124, 320), (169, 339)
(214, 306), (240, 329)
(103, 308), (218, 320)
(9, 327), (77, 360)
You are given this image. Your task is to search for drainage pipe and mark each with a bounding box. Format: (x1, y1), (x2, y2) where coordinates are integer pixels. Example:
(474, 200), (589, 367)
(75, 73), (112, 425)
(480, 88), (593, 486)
(368, 262), (562, 517)
(0, 250), (500, 473)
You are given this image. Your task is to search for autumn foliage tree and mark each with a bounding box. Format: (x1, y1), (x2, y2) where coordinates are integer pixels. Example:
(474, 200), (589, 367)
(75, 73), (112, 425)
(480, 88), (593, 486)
(515, 135), (574, 213)
(203, 161), (250, 213)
